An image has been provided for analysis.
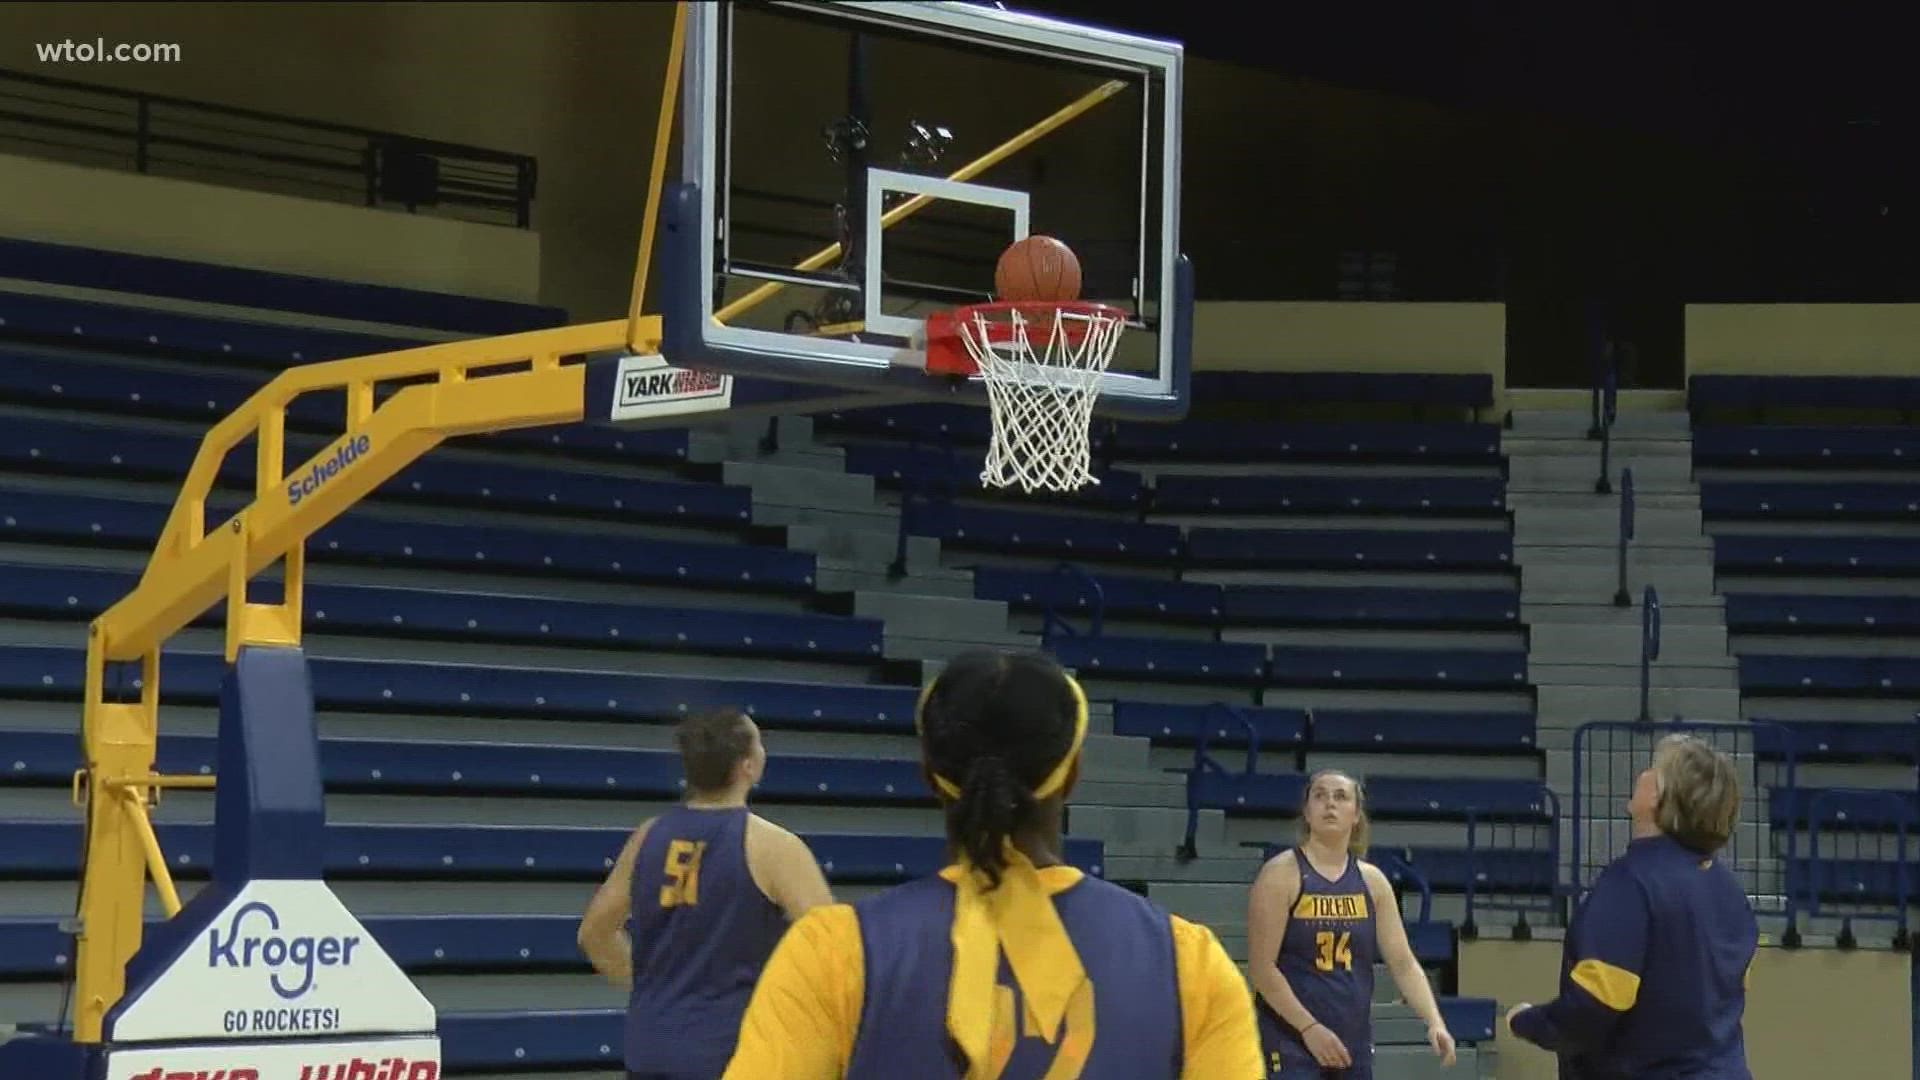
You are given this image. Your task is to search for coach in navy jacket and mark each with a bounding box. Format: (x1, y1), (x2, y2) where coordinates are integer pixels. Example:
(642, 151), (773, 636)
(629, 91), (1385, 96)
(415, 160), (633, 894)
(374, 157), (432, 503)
(1508, 734), (1758, 1080)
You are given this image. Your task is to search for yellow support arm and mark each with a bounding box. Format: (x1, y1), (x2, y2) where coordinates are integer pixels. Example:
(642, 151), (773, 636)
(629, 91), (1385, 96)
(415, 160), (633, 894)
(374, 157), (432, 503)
(71, 315), (645, 1042)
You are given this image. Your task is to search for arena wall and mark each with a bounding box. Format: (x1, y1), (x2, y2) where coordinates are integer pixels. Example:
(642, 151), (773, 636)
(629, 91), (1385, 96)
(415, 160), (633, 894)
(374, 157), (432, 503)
(1687, 303), (1920, 376)
(1461, 938), (1912, 1080)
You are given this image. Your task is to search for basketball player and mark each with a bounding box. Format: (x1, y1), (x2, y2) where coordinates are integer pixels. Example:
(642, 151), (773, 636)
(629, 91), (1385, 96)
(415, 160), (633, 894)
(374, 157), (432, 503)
(1506, 734), (1756, 1079)
(1246, 769), (1457, 1078)
(718, 648), (1264, 1078)
(577, 708), (835, 1080)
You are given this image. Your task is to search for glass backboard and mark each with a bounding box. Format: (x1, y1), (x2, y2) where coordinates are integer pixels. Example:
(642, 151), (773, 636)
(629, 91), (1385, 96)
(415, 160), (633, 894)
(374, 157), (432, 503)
(655, 0), (1189, 419)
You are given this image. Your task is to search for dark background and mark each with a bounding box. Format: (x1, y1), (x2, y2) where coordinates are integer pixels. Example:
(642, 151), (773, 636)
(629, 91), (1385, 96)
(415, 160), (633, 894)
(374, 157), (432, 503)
(1026, 0), (1920, 388)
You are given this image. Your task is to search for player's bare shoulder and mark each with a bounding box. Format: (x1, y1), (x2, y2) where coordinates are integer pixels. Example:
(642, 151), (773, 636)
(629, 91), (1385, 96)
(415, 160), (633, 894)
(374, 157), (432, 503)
(746, 811), (804, 849)
(1355, 859), (1394, 893)
(1259, 847), (1303, 885)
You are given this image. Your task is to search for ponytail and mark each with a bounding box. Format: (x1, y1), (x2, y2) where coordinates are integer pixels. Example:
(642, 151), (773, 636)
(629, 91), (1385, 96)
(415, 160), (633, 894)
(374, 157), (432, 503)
(951, 754), (1034, 889)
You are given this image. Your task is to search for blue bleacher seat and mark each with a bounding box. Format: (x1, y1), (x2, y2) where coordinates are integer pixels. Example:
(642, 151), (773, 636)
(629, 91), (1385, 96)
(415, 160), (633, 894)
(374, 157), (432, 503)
(1768, 786), (1917, 831)
(1186, 372), (1494, 409)
(1191, 771), (1550, 822)
(1752, 719), (1919, 761)
(0, 644), (917, 732)
(814, 402), (998, 445)
(0, 349), (697, 465)
(1107, 420), (1501, 465)
(972, 566), (1223, 623)
(1186, 528), (1512, 571)
(1738, 654), (1920, 695)
(1785, 858), (1918, 906)
(0, 415), (749, 527)
(1713, 534), (1920, 576)
(1726, 593), (1920, 636)
(0, 488), (815, 594)
(0, 237), (567, 337)
(842, 442), (1145, 507)
(1048, 635), (1268, 684)
(1219, 585), (1520, 630)
(1694, 425), (1920, 469)
(1690, 375), (1920, 413)
(1151, 474), (1504, 516)
(1701, 480), (1920, 521)
(0, 820), (1101, 883)
(0, 730), (925, 804)
(1112, 702), (1535, 753)
(1266, 646), (1528, 690)
(0, 290), (419, 369)
(906, 502), (1183, 561)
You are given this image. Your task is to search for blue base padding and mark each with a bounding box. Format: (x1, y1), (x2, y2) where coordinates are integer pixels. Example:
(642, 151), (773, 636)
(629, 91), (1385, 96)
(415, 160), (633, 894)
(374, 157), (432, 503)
(0, 1034), (93, 1079)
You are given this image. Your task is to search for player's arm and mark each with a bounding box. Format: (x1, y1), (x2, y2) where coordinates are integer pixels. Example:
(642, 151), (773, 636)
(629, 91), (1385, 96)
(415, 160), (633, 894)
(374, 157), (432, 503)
(1245, 852), (1314, 1031)
(1507, 867), (1650, 1054)
(722, 904), (862, 1079)
(747, 815), (835, 920)
(576, 817), (653, 988)
(1362, 862), (1455, 1067)
(1170, 915), (1264, 1079)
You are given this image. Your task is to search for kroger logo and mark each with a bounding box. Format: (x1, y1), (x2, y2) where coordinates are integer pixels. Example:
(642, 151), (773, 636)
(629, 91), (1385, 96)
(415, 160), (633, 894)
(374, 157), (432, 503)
(207, 901), (361, 999)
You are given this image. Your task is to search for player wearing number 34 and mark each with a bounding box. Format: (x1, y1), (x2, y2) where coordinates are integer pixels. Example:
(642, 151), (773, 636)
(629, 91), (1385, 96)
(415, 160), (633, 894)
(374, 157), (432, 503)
(1248, 770), (1458, 1078)
(721, 648), (1266, 1078)
(576, 709), (836, 1080)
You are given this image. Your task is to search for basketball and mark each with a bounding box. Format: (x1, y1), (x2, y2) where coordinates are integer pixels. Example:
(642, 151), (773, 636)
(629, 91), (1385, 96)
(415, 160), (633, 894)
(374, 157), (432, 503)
(995, 235), (1082, 302)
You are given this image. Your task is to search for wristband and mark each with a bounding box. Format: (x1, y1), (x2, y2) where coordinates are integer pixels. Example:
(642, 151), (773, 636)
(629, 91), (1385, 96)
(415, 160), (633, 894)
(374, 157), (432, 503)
(1300, 1022), (1322, 1036)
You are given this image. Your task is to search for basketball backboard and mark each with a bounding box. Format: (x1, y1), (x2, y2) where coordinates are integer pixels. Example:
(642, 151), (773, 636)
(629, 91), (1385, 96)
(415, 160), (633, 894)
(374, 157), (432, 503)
(655, 0), (1189, 419)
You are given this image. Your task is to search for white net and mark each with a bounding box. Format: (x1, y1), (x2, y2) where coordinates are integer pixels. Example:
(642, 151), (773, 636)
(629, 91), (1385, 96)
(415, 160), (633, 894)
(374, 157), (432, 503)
(957, 303), (1125, 493)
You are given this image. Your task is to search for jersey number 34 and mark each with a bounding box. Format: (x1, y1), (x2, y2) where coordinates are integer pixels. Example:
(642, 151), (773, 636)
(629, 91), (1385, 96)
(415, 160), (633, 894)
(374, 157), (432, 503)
(1314, 931), (1353, 973)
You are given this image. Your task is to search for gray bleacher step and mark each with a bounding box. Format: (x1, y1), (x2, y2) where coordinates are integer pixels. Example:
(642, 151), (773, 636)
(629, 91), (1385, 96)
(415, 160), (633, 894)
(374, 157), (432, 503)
(687, 414), (844, 467)
(1526, 622), (1728, 666)
(751, 501), (898, 533)
(416, 972), (623, 1012)
(1518, 559), (1716, 600)
(1072, 775), (1189, 809)
(1522, 597), (1723, 627)
(853, 589), (1008, 640)
(1508, 408), (1694, 439)
(1101, 851), (1263, 885)
(1145, 881), (1250, 926)
(881, 629), (1035, 664)
(722, 460), (875, 511)
(784, 522), (940, 572)
(1077, 731), (1150, 773)
(1528, 661), (1737, 690)
(1073, 804), (1224, 853)
(1507, 450), (1694, 485)
(1516, 541), (1712, 566)
(1513, 505), (1703, 543)
(1508, 487), (1699, 508)
(1536, 684), (1742, 726)
(814, 562), (977, 599)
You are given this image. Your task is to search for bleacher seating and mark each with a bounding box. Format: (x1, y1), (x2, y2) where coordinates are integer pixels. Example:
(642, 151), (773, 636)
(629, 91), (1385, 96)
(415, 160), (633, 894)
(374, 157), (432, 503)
(1695, 379), (1920, 933)
(0, 241), (1530, 1074)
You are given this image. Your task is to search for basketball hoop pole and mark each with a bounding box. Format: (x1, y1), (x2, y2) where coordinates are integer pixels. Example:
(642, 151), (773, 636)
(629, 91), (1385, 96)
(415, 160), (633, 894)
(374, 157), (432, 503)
(626, 0), (690, 352)
(710, 78), (1127, 328)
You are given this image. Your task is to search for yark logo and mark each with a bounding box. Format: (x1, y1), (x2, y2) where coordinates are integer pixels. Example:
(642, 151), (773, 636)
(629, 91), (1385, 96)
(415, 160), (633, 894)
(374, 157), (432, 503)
(287, 434), (372, 507)
(130, 1068), (257, 1080)
(207, 901), (361, 999)
(620, 366), (725, 404)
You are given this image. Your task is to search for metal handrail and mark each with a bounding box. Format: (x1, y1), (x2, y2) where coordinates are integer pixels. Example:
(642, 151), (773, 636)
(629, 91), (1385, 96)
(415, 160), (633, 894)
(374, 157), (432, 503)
(1039, 562), (1107, 644)
(1639, 585), (1661, 721)
(1615, 467), (1635, 606)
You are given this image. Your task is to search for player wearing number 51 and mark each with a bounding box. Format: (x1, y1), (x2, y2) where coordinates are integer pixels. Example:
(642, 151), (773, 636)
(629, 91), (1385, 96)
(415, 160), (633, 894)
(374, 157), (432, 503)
(576, 709), (835, 1080)
(1248, 770), (1458, 1078)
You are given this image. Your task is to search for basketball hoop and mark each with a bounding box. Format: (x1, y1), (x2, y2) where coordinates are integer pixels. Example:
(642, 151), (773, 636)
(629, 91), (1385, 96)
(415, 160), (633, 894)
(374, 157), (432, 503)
(925, 300), (1126, 493)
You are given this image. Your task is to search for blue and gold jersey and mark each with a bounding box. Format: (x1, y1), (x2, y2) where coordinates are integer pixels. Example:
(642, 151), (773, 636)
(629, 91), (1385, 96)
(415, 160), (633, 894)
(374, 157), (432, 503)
(720, 864), (1264, 1079)
(1511, 834), (1758, 1079)
(1263, 851), (1378, 1077)
(624, 806), (789, 1078)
